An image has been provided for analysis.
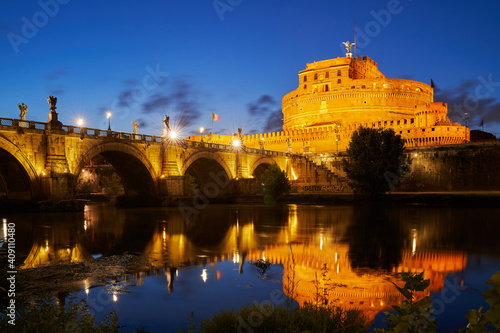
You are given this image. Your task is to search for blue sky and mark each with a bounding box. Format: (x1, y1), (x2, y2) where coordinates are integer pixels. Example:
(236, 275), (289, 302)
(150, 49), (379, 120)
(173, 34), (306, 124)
(2, 0), (500, 137)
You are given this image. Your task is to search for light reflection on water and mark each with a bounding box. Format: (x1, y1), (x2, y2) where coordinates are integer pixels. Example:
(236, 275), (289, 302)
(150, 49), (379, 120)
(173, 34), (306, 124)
(7, 203), (500, 332)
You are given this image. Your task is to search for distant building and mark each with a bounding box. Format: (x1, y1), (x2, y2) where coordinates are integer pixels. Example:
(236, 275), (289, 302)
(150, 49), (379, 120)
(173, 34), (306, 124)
(188, 52), (470, 154)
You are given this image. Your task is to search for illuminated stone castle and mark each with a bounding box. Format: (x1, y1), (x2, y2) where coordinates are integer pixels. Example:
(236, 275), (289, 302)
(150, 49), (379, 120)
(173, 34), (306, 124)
(190, 46), (469, 154)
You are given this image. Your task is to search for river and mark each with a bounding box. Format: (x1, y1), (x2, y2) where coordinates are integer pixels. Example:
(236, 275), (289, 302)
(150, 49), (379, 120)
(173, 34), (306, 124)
(3, 202), (500, 332)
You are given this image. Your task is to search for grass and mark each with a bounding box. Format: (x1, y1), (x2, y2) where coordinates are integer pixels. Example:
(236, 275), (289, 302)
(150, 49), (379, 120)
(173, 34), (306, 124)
(177, 302), (366, 333)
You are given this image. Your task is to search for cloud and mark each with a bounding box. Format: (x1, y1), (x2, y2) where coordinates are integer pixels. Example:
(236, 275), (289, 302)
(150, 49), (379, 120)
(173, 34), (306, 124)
(49, 89), (64, 95)
(263, 109), (283, 133)
(246, 95), (283, 133)
(142, 93), (170, 113)
(140, 77), (201, 127)
(46, 70), (66, 81)
(247, 95), (276, 116)
(434, 79), (500, 127)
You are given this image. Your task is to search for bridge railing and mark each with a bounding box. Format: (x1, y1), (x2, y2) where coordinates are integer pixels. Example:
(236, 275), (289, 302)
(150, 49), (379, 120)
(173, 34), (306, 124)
(1, 116), (285, 155)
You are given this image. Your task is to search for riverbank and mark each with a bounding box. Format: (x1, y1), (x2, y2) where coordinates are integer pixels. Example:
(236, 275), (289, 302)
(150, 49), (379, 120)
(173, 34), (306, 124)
(278, 191), (500, 207)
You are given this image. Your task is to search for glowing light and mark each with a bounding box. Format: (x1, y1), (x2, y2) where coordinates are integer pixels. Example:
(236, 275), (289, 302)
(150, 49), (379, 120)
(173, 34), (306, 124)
(82, 169), (85, 173)
(77, 118), (84, 127)
(45, 239), (49, 252)
(2, 219), (7, 243)
(336, 264), (339, 274)
(320, 237), (323, 250)
(262, 251), (266, 261)
(414, 153), (418, 157)
(291, 168), (298, 180)
(261, 137), (264, 141)
(160, 174), (165, 178)
(199, 127), (204, 134)
(232, 139), (240, 147)
(113, 294), (118, 302)
(85, 288), (89, 295)
(106, 112), (112, 119)
(201, 268), (207, 283)
(169, 131), (177, 139)
(411, 228), (417, 256)
(84, 219), (87, 231)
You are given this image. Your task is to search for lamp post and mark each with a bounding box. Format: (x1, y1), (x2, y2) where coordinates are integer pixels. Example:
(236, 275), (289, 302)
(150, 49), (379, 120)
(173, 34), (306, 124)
(77, 118), (84, 127)
(199, 127), (204, 142)
(107, 112), (112, 130)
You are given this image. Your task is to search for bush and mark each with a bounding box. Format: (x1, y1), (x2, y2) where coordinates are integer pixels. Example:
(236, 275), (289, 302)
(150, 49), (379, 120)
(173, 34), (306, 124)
(261, 163), (291, 200)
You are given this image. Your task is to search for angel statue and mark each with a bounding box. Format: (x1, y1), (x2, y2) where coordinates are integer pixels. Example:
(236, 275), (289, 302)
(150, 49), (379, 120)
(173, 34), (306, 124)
(47, 95), (57, 111)
(132, 120), (139, 134)
(163, 115), (170, 131)
(342, 41), (355, 56)
(18, 103), (28, 120)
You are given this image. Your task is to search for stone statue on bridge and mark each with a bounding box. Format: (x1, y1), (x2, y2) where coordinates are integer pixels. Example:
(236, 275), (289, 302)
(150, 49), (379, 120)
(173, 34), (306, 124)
(237, 128), (243, 145)
(132, 120), (139, 134)
(287, 137), (293, 153)
(47, 95), (57, 111)
(18, 103), (28, 120)
(260, 138), (264, 151)
(163, 115), (170, 136)
(207, 132), (212, 143)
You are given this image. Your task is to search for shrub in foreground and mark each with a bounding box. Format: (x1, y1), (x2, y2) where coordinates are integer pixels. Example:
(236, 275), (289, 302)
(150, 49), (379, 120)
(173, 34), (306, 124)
(178, 302), (366, 333)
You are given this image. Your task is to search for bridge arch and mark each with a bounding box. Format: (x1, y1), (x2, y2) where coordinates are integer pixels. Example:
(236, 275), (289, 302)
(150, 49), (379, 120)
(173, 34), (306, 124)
(76, 142), (158, 197)
(181, 151), (234, 179)
(250, 157), (281, 177)
(0, 135), (38, 200)
(181, 151), (234, 196)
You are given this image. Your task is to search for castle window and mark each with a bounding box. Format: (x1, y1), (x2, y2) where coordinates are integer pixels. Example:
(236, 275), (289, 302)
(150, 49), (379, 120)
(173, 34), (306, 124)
(303, 76), (307, 82)
(384, 121), (387, 126)
(337, 70), (341, 76)
(351, 86), (355, 89)
(325, 85), (329, 92)
(325, 72), (329, 78)
(337, 79), (341, 84)
(314, 73), (318, 80)
(378, 121), (382, 127)
(408, 130), (410, 133)
(304, 84), (307, 89)
(411, 118), (414, 124)
(400, 131), (402, 134)
(390, 120), (394, 125)
(422, 128), (425, 132)
(404, 119), (407, 124)
(362, 85), (366, 89)
(397, 120), (401, 125)
(432, 128), (435, 131)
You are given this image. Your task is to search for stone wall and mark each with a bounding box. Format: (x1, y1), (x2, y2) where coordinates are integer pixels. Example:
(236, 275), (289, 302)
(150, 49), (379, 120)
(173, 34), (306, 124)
(400, 142), (500, 191)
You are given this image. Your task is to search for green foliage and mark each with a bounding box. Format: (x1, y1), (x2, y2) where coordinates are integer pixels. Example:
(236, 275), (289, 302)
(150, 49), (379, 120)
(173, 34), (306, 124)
(261, 163), (291, 199)
(374, 271), (437, 333)
(184, 173), (199, 196)
(342, 126), (410, 197)
(0, 296), (120, 333)
(103, 172), (124, 199)
(460, 270), (500, 332)
(177, 302), (366, 333)
(313, 263), (344, 306)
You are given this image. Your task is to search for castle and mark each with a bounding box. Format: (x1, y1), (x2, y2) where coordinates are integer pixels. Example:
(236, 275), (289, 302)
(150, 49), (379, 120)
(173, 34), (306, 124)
(188, 45), (469, 154)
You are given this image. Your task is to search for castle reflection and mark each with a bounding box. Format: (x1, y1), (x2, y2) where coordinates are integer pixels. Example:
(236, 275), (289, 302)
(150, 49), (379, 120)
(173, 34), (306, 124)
(17, 204), (473, 324)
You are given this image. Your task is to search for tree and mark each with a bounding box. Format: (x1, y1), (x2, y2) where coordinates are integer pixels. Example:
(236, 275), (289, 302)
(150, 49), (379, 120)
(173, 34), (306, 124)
(261, 163), (291, 200)
(341, 126), (410, 197)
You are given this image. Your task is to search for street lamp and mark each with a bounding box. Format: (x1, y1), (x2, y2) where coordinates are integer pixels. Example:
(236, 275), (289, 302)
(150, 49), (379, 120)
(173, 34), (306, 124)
(199, 127), (205, 142)
(77, 118), (84, 127)
(232, 139), (240, 147)
(107, 112), (112, 130)
(169, 131), (177, 139)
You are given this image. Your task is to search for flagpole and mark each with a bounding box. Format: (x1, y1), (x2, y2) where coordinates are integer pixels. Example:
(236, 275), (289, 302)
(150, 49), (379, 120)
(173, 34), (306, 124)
(212, 113), (214, 134)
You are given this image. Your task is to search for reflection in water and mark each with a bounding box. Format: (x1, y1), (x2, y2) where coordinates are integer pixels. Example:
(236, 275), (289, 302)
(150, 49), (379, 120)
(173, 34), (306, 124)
(13, 203), (500, 329)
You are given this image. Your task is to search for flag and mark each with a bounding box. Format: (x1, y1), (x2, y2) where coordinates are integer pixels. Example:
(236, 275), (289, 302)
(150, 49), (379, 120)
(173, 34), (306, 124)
(430, 77), (435, 89)
(212, 112), (220, 122)
(480, 118), (484, 127)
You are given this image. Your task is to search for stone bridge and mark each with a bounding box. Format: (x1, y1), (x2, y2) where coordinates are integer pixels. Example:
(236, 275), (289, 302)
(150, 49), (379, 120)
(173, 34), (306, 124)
(0, 117), (340, 202)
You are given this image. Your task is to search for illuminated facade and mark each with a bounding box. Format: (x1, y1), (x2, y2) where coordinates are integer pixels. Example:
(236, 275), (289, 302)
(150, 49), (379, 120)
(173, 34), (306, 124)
(189, 51), (469, 154)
